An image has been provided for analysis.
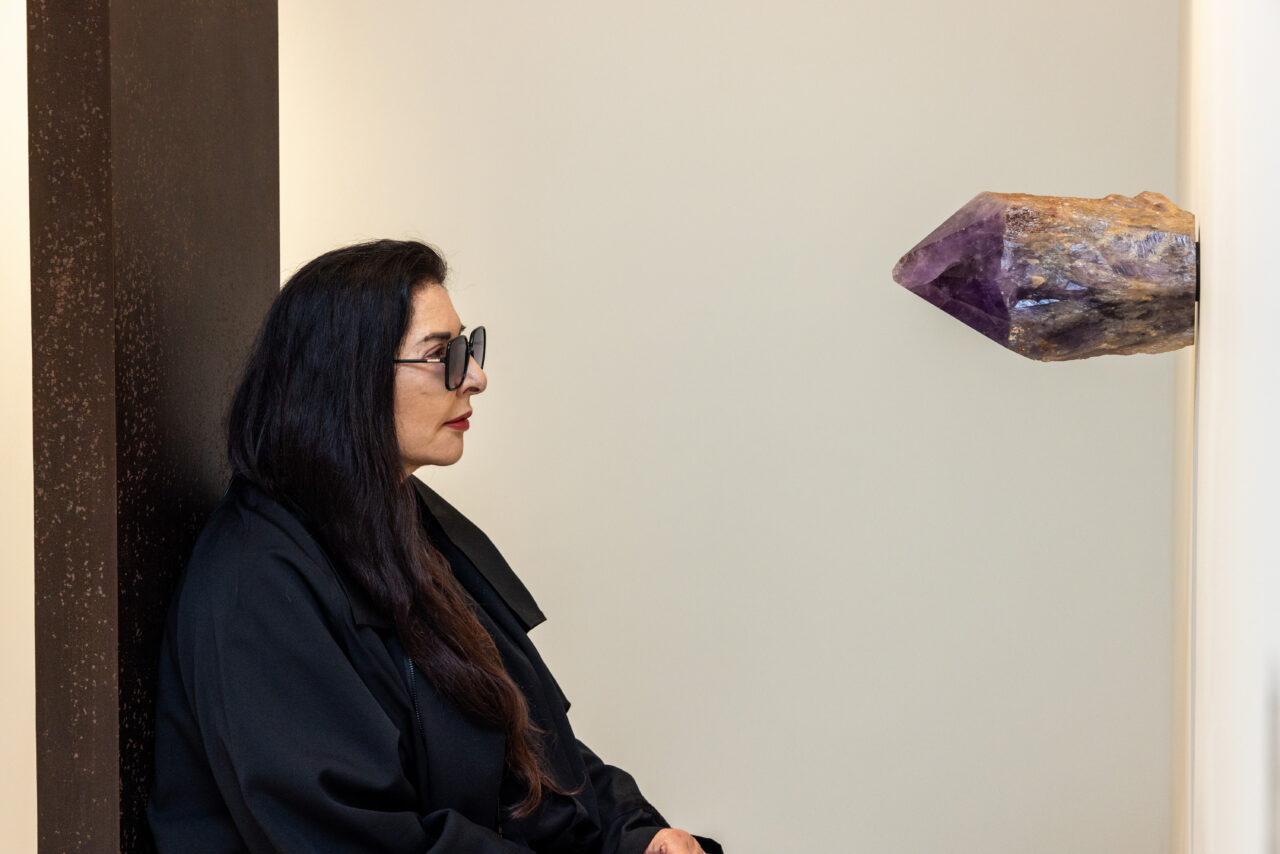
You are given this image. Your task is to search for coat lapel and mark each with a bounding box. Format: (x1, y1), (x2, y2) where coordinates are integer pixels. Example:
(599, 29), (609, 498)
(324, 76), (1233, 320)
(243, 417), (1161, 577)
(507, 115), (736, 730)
(254, 476), (520, 825)
(337, 478), (548, 825)
(409, 477), (547, 632)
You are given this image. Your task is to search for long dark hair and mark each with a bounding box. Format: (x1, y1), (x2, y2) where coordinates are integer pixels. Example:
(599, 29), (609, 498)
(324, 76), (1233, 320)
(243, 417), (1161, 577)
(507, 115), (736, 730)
(227, 238), (554, 818)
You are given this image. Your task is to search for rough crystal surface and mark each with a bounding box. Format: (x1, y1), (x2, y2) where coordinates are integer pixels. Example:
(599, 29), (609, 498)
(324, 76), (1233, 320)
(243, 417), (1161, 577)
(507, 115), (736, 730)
(892, 191), (1197, 360)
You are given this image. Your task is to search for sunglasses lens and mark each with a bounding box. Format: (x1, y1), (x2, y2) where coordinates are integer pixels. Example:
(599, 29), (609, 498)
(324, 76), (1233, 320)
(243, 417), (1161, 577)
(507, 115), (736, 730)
(471, 327), (486, 370)
(447, 336), (467, 390)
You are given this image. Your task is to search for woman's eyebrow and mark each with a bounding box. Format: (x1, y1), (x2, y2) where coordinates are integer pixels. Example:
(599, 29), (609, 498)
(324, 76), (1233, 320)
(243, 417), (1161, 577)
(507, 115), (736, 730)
(415, 324), (465, 344)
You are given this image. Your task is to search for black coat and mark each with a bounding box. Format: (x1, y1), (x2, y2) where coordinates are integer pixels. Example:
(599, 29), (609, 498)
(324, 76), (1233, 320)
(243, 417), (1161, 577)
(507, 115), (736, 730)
(149, 476), (721, 854)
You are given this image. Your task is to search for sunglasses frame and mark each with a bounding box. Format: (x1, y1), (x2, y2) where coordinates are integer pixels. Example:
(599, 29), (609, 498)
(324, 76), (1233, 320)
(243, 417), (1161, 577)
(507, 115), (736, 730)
(393, 326), (486, 391)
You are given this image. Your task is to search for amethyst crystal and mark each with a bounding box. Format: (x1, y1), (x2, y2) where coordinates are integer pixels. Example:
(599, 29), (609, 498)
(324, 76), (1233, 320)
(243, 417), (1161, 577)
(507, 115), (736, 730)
(892, 191), (1197, 360)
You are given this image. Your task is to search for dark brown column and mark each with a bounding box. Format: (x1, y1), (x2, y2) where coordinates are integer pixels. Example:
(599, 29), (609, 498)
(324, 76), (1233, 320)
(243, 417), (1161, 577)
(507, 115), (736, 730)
(28, 2), (279, 851)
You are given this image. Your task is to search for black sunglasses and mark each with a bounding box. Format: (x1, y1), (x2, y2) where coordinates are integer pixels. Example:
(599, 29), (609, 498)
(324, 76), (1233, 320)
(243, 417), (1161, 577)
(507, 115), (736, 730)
(393, 326), (486, 391)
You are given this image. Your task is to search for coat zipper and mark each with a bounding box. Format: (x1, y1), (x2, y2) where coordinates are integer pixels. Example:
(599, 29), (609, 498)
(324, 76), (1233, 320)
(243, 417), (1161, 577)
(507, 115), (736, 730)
(406, 655), (508, 838)
(405, 655), (425, 737)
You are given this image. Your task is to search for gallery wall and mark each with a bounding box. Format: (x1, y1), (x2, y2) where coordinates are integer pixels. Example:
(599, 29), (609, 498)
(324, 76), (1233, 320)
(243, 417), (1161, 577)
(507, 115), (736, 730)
(281, 3), (1183, 852)
(1, 0), (36, 850)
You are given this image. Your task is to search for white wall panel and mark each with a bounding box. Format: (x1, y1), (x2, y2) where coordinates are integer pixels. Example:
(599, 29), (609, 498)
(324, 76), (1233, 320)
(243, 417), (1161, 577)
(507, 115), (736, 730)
(1184, 0), (1280, 849)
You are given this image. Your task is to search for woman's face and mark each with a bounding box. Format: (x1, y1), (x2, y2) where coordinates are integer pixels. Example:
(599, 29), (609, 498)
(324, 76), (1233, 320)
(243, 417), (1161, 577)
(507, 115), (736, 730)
(393, 283), (487, 473)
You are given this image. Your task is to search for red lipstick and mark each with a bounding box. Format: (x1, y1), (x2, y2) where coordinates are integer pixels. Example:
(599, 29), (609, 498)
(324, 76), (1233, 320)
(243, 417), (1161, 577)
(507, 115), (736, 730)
(444, 411), (472, 431)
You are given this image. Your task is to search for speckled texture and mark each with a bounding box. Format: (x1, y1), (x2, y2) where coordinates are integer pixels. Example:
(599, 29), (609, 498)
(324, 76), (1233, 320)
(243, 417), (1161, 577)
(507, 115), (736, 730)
(29, 1), (279, 851)
(29, 2), (121, 850)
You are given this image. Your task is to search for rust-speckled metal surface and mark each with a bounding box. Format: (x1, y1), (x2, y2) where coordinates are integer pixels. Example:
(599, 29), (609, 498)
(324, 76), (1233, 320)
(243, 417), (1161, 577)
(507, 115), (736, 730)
(29, 2), (121, 850)
(29, 1), (278, 851)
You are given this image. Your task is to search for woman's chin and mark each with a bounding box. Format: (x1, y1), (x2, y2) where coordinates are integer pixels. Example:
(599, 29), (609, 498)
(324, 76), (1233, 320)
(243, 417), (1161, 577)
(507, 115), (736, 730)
(404, 444), (465, 472)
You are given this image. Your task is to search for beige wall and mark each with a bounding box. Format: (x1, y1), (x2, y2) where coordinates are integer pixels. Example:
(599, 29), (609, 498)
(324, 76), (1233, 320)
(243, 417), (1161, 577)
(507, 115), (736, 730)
(2, 0), (36, 850)
(1171, 4), (1197, 850)
(281, 3), (1179, 852)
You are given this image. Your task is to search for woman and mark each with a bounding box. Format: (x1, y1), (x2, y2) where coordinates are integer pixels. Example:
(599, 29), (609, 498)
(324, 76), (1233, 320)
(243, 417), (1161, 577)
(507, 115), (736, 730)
(148, 240), (721, 854)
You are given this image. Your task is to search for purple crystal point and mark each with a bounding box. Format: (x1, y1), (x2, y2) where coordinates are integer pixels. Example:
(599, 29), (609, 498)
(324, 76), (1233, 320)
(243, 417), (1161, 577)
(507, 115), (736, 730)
(892, 191), (1197, 361)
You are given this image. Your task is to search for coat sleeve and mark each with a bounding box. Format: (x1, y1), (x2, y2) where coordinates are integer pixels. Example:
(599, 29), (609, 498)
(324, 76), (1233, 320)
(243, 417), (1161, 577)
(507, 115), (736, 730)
(159, 544), (532, 854)
(575, 740), (724, 854)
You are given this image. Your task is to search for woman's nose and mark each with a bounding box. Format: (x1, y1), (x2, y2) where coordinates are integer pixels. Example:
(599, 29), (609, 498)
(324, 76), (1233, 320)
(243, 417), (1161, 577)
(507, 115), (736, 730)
(461, 357), (487, 394)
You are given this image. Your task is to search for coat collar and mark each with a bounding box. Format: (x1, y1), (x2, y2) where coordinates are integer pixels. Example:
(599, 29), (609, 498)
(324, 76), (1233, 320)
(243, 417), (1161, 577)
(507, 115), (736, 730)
(343, 478), (548, 633)
(408, 476), (547, 632)
(278, 474), (546, 635)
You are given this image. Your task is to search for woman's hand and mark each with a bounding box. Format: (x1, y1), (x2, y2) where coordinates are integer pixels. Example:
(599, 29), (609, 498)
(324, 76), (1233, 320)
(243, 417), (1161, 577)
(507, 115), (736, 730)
(644, 828), (706, 854)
